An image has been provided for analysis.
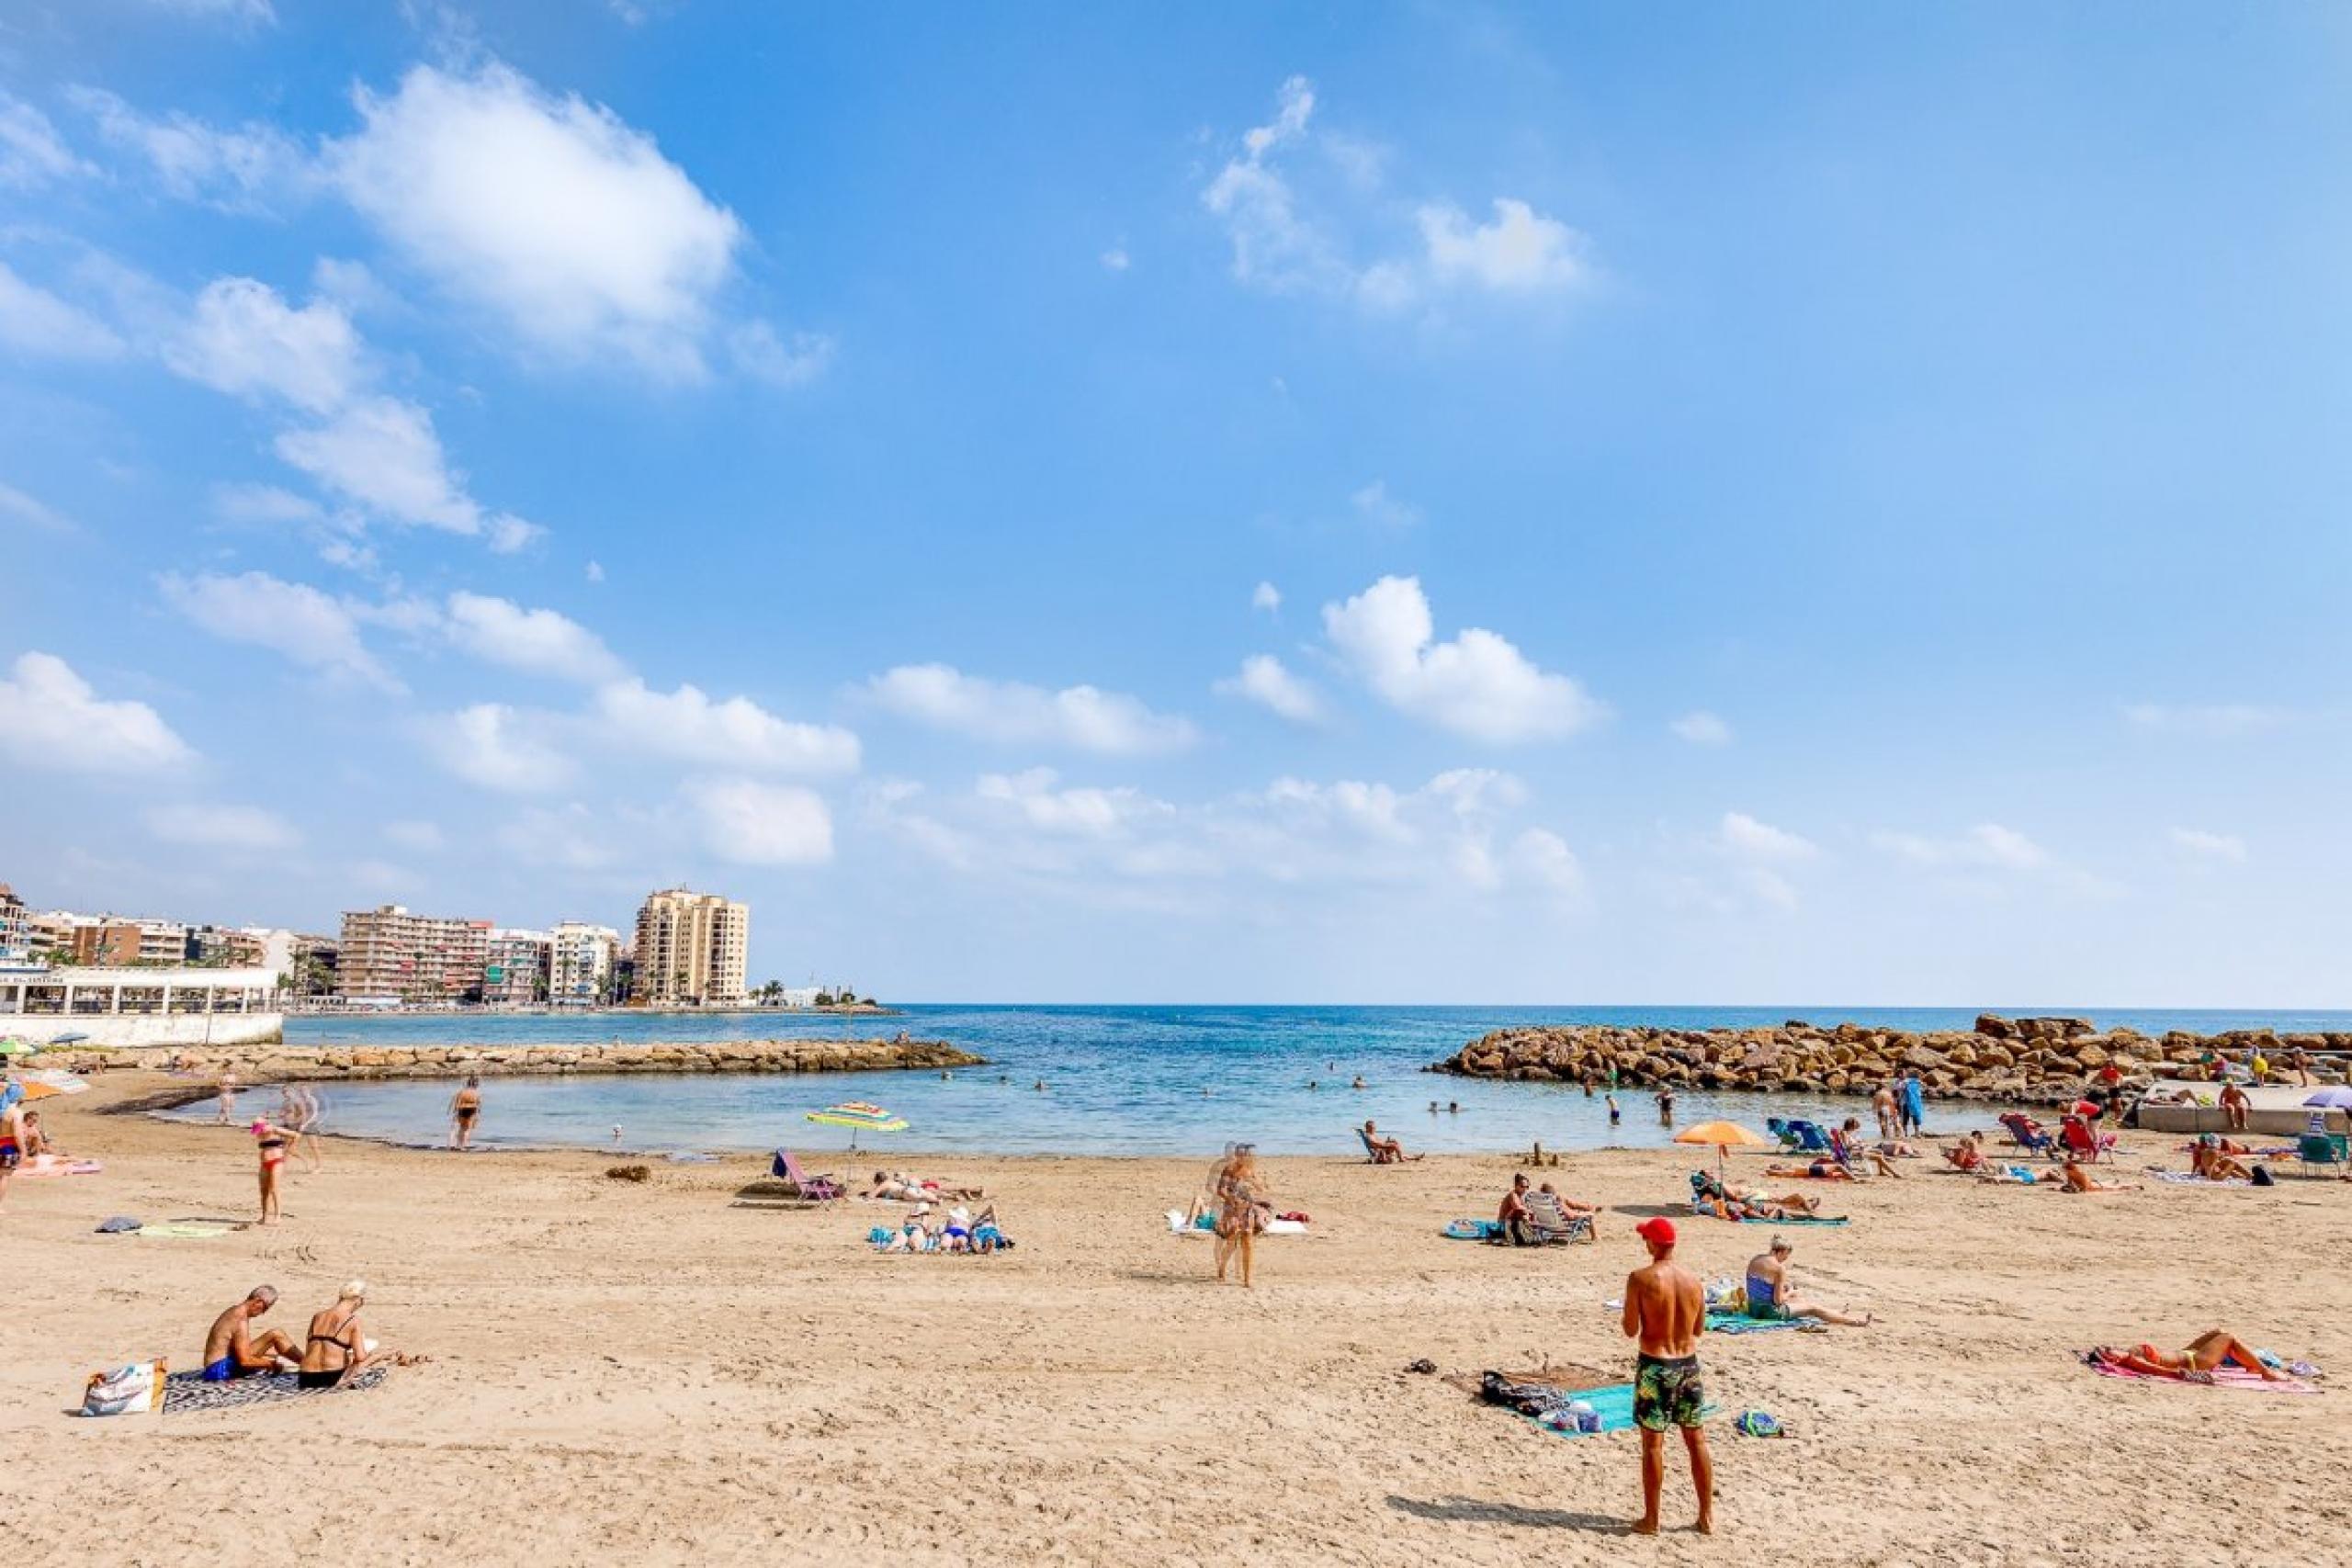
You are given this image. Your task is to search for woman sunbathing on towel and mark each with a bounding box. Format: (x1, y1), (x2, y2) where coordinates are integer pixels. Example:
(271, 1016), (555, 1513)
(2059, 1156), (2140, 1193)
(1693, 1171), (1821, 1218)
(1765, 1160), (1859, 1182)
(2190, 1141), (2254, 1182)
(2092, 1331), (2288, 1382)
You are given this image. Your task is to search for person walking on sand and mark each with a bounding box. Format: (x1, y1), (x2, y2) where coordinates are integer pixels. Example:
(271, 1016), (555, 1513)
(252, 1115), (296, 1224)
(1873, 1081), (1897, 1142)
(1212, 1144), (1271, 1289)
(1623, 1216), (1712, 1536)
(0, 1090), (22, 1216)
(449, 1075), (483, 1150)
(215, 1066), (239, 1125)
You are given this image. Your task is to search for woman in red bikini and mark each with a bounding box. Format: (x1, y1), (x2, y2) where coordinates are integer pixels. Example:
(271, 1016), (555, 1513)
(251, 1115), (296, 1225)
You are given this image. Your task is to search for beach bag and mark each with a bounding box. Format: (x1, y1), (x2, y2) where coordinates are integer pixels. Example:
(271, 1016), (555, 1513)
(1479, 1371), (1567, 1417)
(82, 1360), (165, 1416)
(2250, 1165), (2275, 1187)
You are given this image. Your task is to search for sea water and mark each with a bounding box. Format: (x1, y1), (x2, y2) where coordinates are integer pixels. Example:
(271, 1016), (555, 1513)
(156, 1003), (2352, 1157)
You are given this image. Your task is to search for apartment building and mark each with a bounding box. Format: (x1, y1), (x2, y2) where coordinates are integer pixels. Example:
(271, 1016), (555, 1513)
(64, 917), (189, 966)
(336, 905), (493, 1003)
(548, 921), (620, 1008)
(482, 928), (550, 1006)
(629, 888), (748, 1007)
(0, 885), (27, 963)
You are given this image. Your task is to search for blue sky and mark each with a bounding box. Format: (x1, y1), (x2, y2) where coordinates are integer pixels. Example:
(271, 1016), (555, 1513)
(4, 2), (2349, 1004)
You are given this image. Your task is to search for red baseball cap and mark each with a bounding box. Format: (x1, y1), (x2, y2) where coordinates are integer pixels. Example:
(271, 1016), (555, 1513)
(1635, 1216), (1677, 1247)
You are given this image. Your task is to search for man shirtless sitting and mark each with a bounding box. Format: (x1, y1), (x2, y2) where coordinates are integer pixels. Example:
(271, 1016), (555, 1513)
(201, 1286), (300, 1382)
(1361, 1122), (1423, 1163)
(2092, 1330), (2289, 1383)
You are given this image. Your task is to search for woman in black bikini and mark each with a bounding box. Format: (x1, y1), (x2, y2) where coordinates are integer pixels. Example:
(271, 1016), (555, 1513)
(298, 1282), (372, 1389)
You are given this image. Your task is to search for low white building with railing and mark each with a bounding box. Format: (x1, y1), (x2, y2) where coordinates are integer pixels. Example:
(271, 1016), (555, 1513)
(0, 964), (284, 1046)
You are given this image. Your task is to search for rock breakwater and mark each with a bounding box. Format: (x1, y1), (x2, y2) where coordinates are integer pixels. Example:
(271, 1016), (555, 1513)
(64, 1037), (982, 1089)
(1430, 1014), (2349, 1104)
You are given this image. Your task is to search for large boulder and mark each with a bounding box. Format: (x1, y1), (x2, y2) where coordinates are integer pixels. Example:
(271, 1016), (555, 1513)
(1975, 1013), (2018, 1040)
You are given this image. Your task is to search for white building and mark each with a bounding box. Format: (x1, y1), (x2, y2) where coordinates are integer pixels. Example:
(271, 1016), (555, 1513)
(548, 921), (619, 1008)
(483, 928), (550, 1006)
(0, 964), (283, 1047)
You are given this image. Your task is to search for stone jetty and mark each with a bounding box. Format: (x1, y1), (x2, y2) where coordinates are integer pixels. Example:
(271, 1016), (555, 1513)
(62, 1036), (982, 1089)
(1430, 1014), (2349, 1105)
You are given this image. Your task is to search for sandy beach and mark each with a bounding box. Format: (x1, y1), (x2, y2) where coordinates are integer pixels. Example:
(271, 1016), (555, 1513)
(9, 1077), (2352, 1567)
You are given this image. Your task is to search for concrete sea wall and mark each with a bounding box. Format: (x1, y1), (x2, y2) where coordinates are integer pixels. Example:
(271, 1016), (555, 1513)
(53, 1036), (983, 1086)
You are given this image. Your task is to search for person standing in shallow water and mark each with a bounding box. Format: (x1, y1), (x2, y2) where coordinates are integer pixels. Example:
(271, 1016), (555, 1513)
(449, 1076), (482, 1150)
(1623, 1216), (1713, 1536)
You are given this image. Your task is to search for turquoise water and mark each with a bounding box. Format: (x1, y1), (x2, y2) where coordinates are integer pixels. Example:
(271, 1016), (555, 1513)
(157, 1004), (2352, 1157)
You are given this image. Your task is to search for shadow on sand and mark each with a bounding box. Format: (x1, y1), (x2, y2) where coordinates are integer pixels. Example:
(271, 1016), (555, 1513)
(1385, 1495), (1630, 1533)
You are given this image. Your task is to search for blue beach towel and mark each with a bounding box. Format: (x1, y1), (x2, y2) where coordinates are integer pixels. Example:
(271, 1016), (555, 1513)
(1705, 1309), (1818, 1336)
(1443, 1218), (1503, 1240)
(1528, 1382), (1721, 1438)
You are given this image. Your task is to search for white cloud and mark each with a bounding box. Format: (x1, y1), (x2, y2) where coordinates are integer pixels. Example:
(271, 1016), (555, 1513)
(728, 320), (833, 387)
(977, 768), (1170, 838)
(1418, 198), (1589, 293)
(0, 94), (95, 188)
(865, 663), (1198, 755)
(1204, 76), (1592, 313)
(595, 678), (860, 773)
(2122, 702), (2298, 738)
(2169, 827), (2246, 863)
(0, 481), (76, 534)
(326, 62), (745, 378)
(444, 592), (624, 683)
(210, 482), (329, 529)
(346, 857), (416, 896)
(1100, 246), (1131, 272)
(67, 86), (304, 209)
(1216, 654), (1325, 725)
(1511, 828), (1583, 894)
(159, 570), (398, 690)
(1720, 811), (1817, 863)
(1251, 581), (1282, 614)
(1321, 575), (1604, 742)
(143, 802), (299, 852)
(1351, 479), (1420, 529)
(584, 559), (605, 583)
(0, 261), (128, 360)
(428, 703), (575, 793)
(1670, 711), (1733, 746)
(1871, 823), (2049, 873)
(384, 819), (445, 852)
(166, 277), (363, 412)
(276, 396), (541, 551)
(0, 651), (194, 773)
(137, 0), (277, 24)
(683, 776), (833, 865)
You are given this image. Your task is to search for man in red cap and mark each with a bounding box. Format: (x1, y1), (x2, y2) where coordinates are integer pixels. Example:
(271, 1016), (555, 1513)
(1622, 1215), (1712, 1535)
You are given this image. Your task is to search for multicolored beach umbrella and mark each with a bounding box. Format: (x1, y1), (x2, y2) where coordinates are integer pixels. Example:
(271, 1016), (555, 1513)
(805, 1100), (908, 1150)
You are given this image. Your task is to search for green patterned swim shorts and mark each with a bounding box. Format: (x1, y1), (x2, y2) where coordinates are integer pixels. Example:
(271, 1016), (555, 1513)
(1634, 1354), (1705, 1431)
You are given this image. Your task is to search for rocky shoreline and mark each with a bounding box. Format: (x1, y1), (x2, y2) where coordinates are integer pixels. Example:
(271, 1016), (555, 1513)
(1429, 1014), (2351, 1105)
(57, 1037), (982, 1100)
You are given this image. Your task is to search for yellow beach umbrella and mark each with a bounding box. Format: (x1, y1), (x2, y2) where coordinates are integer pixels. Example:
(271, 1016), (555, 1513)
(1675, 1120), (1767, 1171)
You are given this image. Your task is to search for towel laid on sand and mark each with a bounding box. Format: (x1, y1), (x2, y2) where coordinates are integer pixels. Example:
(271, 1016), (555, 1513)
(1523, 1382), (1722, 1438)
(1705, 1309), (1819, 1336)
(162, 1364), (390, 1415)
(2084, 1357), (2317, 1394)
(1732, 1213), (1847, 1226)
(2145, 1169), (2249, 1187)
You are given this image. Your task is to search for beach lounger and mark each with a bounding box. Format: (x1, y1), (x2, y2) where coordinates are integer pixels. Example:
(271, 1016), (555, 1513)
(2297, 1133), (2348, 1178)
(2058, 1116), (2117, 1163)
(769, 1149), (842, 1204)
(2000, 1113), (2058, 1157)
(1523, 1190), (1594, 1244)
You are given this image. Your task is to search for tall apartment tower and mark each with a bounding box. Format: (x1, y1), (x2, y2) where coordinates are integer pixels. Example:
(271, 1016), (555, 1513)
(337, 905), (493, 1002)
(629, 888), (749, 1007)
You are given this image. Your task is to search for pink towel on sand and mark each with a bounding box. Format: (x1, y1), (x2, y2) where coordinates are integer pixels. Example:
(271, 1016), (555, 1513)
(2089, 1360), (2319, 1394)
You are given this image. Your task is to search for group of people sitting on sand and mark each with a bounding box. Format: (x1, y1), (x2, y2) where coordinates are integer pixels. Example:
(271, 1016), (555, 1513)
(1689, 1169), (1833, 1223)
(860, 1169), (986, 1202)
(201, 1280), (426, 1388)
(876, 1202), (1008, 1253)
(1762, 1119), (1914, 1181)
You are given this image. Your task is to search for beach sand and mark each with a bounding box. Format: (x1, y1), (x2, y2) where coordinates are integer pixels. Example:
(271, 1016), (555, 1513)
(9, 1078), (2352, 1566)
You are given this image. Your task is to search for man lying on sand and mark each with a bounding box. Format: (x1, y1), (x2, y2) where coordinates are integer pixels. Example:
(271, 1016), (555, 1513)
(1746, 1236), (1871, 1326)
(2091, 1331), (2288, 1382)
(862, 1170), (984, 1201)
(202, 1286), (300, 1381)
(1764, 1159), (1859, 1182)
(1690, 1170), (1825, 1222)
